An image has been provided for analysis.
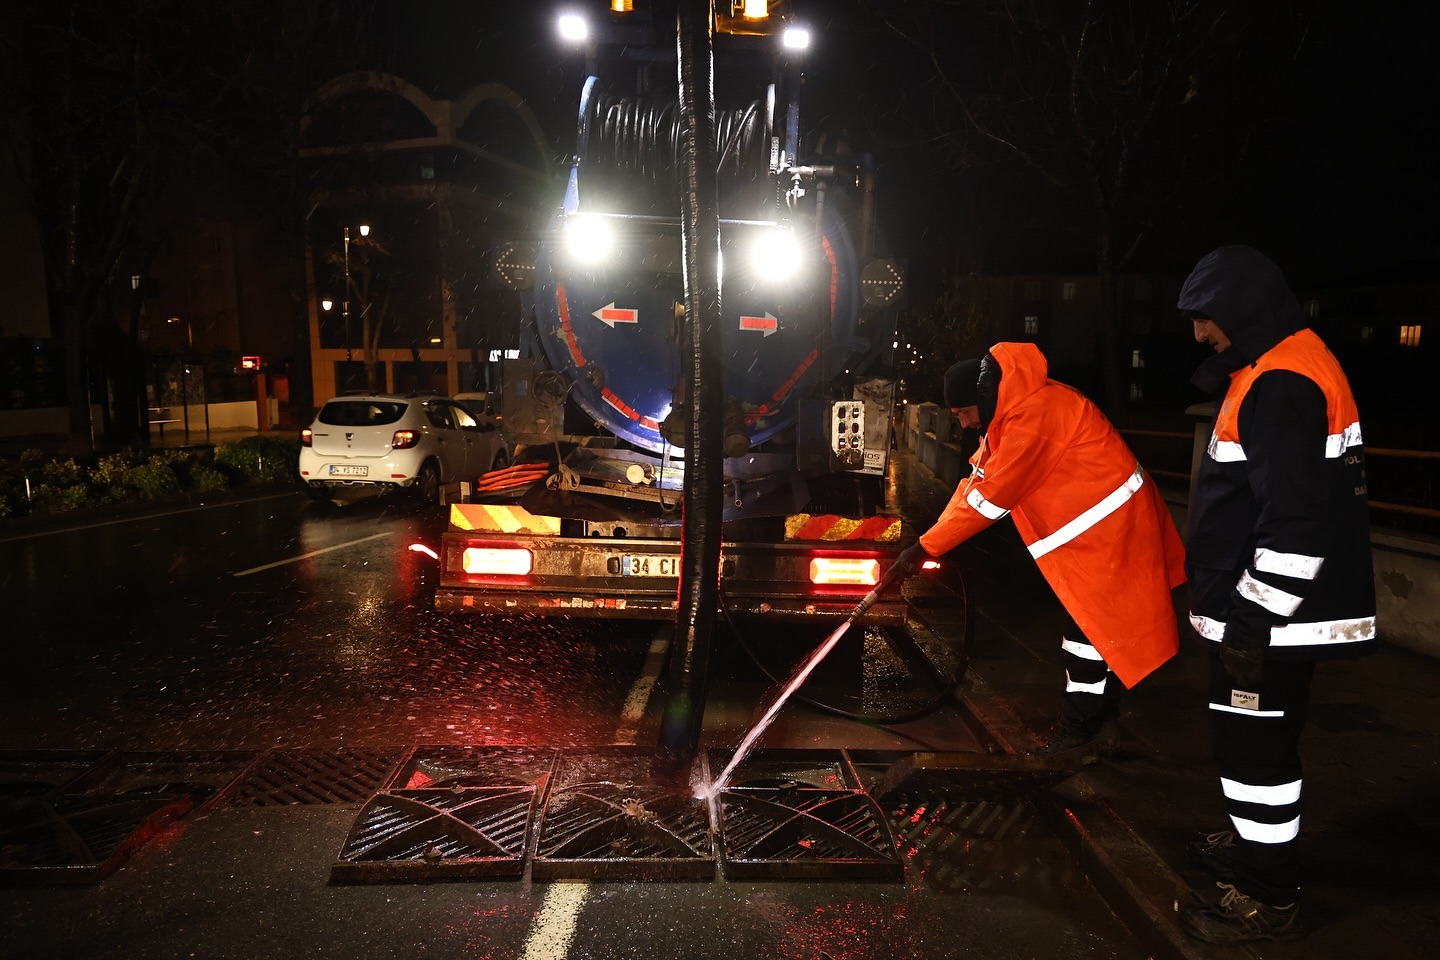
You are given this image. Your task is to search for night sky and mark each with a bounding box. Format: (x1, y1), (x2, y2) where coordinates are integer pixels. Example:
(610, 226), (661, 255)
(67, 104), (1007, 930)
(370, 1), (1437, 297)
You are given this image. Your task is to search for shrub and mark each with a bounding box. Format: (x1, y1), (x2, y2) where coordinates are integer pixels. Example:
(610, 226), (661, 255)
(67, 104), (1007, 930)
(125, 457), (181, 499)
(215, 435), (300, 485)
(41, 457), (84, 487)
(187, 463), (229, 495)
(34, 482), (93, 514)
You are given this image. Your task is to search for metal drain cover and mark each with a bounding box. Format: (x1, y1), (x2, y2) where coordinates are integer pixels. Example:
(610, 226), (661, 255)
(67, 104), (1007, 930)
(533, 750), (713, 881)
(332, 786), (538, 882)
(220, 747), (403, 807)
(710, 748), (898, 881)
(718, 787), (900, 880)
(0, 793), (192, 884)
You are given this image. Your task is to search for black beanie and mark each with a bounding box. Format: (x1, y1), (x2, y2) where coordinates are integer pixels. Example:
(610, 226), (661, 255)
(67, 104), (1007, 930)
(943, 358), (982, 408)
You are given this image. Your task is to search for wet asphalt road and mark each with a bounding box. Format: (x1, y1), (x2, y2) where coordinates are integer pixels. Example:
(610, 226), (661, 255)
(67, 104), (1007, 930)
(0, 488), (1152, 959)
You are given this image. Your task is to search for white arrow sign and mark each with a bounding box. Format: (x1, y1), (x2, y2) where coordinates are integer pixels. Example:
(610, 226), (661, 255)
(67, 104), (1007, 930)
(739, 312), (778, 337)
(593, 302), (639, 327)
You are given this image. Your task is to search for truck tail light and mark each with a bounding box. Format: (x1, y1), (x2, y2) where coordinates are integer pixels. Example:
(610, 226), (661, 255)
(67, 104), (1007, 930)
(392, 429), (419, 449)
(462, 547), (533, 576)
(300, 428), (313, 447)
(809, 557), (879, 586)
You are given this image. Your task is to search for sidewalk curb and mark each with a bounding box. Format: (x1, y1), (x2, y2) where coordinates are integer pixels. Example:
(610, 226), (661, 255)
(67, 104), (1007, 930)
(961, 674), (1228, 960)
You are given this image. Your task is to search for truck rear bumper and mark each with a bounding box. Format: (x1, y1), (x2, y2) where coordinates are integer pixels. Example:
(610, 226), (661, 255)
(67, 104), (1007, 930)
(434, 586), (906, 624)
(436, 531), (909, 625)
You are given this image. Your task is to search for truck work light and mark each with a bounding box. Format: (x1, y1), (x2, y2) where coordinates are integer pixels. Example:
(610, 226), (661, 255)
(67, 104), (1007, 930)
(750, 227), (800, 280)
(564, 214), (614, 264)
(782, 26), (811, 51)
(557, 12), (588, 45)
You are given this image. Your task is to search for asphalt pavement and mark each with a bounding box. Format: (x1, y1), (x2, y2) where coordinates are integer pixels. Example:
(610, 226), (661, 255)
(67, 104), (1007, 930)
(1, 445), (1436, 958)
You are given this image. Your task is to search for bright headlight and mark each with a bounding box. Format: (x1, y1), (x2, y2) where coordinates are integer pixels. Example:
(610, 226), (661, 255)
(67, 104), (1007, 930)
(750, 228), (801, 281)
(564, 215), (614, 264)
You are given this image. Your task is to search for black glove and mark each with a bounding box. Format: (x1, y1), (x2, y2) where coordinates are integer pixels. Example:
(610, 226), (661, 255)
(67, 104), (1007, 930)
(1220, 621), (1267, 690)
(893, 542), (930, 573)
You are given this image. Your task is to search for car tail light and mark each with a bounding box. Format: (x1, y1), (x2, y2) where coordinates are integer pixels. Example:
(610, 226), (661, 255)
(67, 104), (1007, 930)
(300, 428), (313, 447)
(462, 547), (533, 576)
(809, 557), (879, 586)
(392, 429), (419, 449)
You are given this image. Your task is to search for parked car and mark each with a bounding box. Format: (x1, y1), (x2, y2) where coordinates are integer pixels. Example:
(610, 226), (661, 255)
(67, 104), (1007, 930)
(299, 394), (508, 502)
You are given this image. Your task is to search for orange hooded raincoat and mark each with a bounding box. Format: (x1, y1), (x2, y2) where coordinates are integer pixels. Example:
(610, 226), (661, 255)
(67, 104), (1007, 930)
(919, 343), (1186, 687)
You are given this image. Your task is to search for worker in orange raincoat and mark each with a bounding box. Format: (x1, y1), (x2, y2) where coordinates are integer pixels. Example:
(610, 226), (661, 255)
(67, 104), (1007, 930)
(900, 342), (1187, 754)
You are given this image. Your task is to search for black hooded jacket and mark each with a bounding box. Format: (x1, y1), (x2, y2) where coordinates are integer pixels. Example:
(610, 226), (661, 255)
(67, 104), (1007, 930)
(1177, 246), (1375, 661)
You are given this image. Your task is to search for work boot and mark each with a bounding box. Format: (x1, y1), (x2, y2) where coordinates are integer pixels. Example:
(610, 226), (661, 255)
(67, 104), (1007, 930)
(1185, 829), (1237, 881)
(1180, 882), (1303, 944)
(1027, 717), (1117, 759)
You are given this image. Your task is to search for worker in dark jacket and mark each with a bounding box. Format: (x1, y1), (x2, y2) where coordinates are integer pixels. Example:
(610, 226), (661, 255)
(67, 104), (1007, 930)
(1176, 245), (1376, 944)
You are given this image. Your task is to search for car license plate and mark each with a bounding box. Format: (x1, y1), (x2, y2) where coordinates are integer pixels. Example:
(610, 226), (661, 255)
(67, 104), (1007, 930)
(621, 554), (678, 577)
(328, 464), (368, 477)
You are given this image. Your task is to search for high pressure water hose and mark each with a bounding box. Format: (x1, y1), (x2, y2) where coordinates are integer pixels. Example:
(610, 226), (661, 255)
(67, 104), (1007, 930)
(720, 560), (974, 727)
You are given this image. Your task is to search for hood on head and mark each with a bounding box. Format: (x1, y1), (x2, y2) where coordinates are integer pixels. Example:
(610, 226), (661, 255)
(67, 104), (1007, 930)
(988, 342), (1048, 414)
(1177, 245), (1305, 358)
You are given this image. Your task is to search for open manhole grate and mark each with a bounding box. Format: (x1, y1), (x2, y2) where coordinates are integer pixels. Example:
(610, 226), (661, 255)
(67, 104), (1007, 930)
(220, 747), (402, 807)
(712, 748), (900, 881)
(533, 749), (713, 881)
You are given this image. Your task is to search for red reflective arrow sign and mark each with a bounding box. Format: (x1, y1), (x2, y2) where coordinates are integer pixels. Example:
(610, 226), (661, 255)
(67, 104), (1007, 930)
(593, 302), (639, 327)
(739, 312), (778, 337)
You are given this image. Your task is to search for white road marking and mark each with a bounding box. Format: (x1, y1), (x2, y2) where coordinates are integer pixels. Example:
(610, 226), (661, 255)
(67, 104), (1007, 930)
(521, 882), (590, 960)
(231, 532), (393, 576)
(521, 624), (673, 958)
(0, 492), (295, 544)
(615, 631), (674, 745)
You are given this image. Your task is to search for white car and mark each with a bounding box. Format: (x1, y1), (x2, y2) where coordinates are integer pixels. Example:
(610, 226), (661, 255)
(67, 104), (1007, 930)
(299, 394), (508, 502)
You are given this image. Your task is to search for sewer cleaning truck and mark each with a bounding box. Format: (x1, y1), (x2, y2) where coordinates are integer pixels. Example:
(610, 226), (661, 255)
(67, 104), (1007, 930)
(434, 3), (914, 624)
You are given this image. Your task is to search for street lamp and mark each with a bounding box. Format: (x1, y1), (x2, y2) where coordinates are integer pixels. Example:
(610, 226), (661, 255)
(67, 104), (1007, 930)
(342, 224), (370, 364)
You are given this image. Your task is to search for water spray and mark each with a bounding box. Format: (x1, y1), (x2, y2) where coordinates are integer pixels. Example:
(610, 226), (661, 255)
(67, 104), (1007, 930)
(700, 553), (934, 800)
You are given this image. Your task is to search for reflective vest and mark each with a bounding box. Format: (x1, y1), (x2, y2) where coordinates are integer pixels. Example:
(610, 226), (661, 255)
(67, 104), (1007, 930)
(1187, 328), (1376, 660)
(920, 342), (1186, 687)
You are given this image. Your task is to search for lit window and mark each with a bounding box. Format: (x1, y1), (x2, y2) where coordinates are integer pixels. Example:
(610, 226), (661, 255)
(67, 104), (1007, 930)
(1131, 349), (1145, 369)
(1360, 326), (1372, 341)
(1305, 299), (1320, 318)
(1023, 315), (1039, 335)
(1062, 282), (1076, 301)
(1400, 325), (1422, 347)
(1130, 382), (1144, 401)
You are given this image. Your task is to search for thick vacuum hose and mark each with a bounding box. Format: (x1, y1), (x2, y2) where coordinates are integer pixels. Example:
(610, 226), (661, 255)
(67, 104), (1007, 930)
(655, 0), (724, 774)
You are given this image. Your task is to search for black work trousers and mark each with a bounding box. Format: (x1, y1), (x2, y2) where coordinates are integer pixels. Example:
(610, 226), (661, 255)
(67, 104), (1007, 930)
(1206, 648), (1316, 907)
(1057, 614), (1122, 728)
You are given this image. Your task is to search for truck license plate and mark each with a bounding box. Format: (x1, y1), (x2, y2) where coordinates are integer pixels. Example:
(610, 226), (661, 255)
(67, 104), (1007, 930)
(328, 464), (368, 476)
(621, 554), (678, 577)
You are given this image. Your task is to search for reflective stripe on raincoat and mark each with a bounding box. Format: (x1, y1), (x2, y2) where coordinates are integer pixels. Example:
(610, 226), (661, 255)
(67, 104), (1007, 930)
(919, 342), (1186, 687)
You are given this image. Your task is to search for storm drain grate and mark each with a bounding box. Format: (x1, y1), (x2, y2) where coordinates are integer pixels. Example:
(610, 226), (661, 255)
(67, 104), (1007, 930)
(387, 746), (558, 791)
(331, 786), (538, 882)
(886, 796), (1052, 893)
(533, 750), (713, 881)
(711, 748), (898, 880)
(0, 751), (117, 799)
(0, 793), (191, 884)
(718, 787), (900, 880)
(220, 747), (402, 807)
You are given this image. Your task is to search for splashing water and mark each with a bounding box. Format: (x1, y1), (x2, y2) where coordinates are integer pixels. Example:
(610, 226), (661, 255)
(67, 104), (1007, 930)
(703, 618), (855, 799)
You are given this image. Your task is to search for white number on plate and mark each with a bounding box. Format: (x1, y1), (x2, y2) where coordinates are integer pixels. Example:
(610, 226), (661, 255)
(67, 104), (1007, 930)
(622, 555), (678, 577)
